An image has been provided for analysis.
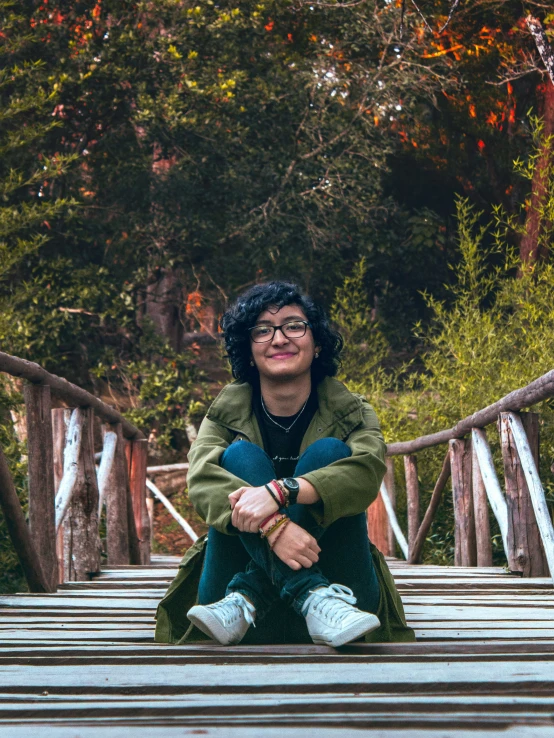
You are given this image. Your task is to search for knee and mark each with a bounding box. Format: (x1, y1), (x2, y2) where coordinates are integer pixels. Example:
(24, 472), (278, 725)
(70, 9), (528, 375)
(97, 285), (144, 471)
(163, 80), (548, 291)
(220, 440), (268, 471)
(305, 437), (351, 463)
(295, 438), (351, 475)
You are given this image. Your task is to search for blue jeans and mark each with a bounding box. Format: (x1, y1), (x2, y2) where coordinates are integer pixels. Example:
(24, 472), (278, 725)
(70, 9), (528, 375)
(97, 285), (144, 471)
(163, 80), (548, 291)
(197, 439), (380, 644)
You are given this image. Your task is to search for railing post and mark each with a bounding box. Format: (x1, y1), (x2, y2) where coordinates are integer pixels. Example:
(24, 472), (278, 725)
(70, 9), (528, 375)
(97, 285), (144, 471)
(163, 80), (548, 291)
(52, 407), (71, 583)
(102, 423), (131, 566)
(367, 458), (396, 556)
(471, 434), (492, 566)
(24, 383), (58, 591)
(404, 454), (420, 558)
(0, 446), (48, 592)
(63, 407), (102, 580)
(499, 411), (548, 576)
(126, 438), (150, 565)
(449, 437), (477, 566)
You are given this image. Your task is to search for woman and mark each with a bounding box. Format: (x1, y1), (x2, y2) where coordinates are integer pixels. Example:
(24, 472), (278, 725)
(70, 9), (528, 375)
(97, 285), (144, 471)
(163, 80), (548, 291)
(155, 282), (414, 647)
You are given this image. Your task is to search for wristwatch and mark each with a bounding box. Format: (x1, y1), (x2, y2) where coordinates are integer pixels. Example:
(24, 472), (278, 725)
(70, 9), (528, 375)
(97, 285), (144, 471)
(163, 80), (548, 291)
(282, 477), (300, 506)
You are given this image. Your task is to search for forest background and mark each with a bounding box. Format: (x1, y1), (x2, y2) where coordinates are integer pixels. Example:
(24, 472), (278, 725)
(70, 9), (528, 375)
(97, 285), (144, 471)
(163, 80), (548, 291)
(1, 0), (554, 590)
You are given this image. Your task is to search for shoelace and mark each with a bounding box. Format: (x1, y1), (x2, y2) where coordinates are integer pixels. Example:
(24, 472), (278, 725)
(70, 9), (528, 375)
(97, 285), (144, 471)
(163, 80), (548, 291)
(302, 583), (358, 625)
(207, 592), (256, 628)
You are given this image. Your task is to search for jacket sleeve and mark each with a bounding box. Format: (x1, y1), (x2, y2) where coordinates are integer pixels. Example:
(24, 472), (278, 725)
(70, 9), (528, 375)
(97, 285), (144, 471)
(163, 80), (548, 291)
(187, 416), (245, 534)
(299, 399), (387, 527)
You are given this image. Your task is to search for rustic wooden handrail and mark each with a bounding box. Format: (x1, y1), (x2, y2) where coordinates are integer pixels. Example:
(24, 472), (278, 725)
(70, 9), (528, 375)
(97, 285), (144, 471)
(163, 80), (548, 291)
(0, 351), (143, 440)
(376, 368), (554, 581)
(386, 368), (554, 455)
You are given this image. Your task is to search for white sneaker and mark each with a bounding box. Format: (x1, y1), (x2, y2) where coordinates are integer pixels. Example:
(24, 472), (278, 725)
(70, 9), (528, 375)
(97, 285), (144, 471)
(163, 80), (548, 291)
(302, 583), (380, 648)
(187, 592), (256, 645)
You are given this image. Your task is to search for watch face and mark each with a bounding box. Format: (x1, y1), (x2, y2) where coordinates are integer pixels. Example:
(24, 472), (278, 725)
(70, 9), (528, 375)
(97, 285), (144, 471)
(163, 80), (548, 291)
(283, 477), (300, 492)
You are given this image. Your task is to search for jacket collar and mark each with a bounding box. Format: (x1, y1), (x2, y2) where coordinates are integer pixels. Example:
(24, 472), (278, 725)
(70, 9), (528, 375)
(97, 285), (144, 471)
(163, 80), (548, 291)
(206, 376), (363, 439)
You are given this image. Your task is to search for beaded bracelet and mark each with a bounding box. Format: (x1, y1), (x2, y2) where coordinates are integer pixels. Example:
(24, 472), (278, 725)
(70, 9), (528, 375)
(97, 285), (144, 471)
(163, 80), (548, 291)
(268, 517), (290, 549)
(259, 513), (288, 539)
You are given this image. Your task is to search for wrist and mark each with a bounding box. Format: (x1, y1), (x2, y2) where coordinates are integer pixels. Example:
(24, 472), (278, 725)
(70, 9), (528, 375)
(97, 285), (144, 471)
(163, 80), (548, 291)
(259, 512), (288, 539)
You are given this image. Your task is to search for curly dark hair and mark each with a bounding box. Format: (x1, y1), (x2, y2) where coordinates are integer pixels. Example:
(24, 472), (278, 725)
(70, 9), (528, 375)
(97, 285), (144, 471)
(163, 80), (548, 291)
(221, 281), (343, 384)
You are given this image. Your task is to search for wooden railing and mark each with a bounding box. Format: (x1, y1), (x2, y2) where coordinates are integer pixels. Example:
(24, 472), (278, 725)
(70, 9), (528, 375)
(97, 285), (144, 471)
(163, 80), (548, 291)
(367, 368), (554, 584)
(2, 349), (553, 595)
(0, 351), (150, 593)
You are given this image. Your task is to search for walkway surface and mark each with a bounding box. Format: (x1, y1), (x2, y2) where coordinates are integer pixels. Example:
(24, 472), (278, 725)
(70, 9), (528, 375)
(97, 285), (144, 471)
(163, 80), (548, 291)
(0, 555), (553, 736)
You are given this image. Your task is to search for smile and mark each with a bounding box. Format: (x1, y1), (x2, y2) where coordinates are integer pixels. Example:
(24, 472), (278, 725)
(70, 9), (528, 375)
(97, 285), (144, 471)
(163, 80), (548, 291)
(269, 352), (297, 360)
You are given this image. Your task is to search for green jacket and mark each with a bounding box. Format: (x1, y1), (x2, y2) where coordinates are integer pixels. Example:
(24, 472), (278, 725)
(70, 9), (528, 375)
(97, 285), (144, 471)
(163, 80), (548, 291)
(154, 377), (415, 644)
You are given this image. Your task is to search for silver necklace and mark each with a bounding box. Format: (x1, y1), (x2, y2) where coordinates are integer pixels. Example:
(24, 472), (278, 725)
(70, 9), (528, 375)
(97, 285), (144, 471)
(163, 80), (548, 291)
(261, 394), (309, 433)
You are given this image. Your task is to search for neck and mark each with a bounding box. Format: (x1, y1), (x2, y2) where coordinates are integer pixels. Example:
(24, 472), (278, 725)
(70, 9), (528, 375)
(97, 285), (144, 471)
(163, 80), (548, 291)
(259, 372), (312, 416)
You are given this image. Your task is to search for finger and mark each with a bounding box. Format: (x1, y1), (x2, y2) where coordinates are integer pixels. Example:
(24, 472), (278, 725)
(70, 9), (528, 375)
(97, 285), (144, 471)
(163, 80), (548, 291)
(296, 555), (314, 568)
(304, 548), (319, 563)
(308, 540), (321, 555)
(287, 559), (302, 571)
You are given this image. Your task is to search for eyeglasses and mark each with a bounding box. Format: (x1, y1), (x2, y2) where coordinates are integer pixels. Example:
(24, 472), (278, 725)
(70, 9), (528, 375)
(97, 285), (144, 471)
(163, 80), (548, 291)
(249, 320), (311, 343)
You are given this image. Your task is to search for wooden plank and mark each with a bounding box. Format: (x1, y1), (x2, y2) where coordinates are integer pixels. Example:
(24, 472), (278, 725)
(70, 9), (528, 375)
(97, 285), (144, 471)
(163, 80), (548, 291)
(449, 438), (477, 567)
(2, 660), (554, 688)
(24, 383), (58, 590)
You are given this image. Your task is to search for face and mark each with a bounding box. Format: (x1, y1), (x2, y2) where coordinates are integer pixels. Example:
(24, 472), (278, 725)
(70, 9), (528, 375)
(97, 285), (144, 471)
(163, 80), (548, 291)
(250, 304), (318, 382)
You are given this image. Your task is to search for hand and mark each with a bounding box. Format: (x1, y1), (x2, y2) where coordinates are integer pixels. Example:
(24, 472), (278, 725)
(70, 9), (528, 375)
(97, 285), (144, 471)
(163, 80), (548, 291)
(268, 521), (321, 570)
(229, 485), (279, 532)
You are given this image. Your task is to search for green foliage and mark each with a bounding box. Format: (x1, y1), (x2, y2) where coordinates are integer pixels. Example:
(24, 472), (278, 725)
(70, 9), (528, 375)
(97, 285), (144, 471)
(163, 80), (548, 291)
(330, 258), (391, 396)
(333, 193), (554, 564)
(93, 327), (209, 455)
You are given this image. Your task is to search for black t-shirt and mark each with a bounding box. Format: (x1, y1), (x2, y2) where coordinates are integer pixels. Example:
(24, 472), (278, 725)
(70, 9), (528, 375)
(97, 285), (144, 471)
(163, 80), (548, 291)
(252, 385), (318, 479)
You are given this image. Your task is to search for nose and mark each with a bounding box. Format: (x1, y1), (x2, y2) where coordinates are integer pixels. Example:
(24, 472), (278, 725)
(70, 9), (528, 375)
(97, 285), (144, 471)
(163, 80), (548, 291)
(271, 326), (289, 345)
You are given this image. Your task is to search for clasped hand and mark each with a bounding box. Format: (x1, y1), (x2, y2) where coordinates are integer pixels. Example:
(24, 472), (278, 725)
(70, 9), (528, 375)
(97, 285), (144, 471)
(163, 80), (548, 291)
(228, 485), (320, 570)
(228, 485), (278, 532)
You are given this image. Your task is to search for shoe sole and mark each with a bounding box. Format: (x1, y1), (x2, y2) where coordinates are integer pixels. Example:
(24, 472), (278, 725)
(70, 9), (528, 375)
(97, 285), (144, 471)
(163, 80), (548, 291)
(187, 606), (240, 646)
(311, 613), (381, 648)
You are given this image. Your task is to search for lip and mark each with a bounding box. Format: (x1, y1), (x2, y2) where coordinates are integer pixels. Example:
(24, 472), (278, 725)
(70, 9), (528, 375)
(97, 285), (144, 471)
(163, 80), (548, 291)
(269, 352), (297, 360)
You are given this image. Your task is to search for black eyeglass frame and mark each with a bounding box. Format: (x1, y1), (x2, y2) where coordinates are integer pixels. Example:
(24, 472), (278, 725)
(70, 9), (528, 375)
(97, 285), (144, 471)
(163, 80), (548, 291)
(248, 320), (312, 343)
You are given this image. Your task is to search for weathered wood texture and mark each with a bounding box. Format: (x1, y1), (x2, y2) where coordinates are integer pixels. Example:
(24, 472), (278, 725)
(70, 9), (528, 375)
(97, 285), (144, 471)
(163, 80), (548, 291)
(103, 423), (131, 566)
(0, 556), (553, 734)
(366, 491), (392, 555)
(408, 451), (451, 565)
(367, 457), (396, 555)
(387, 366), (554, 455)
(63, 408), (102, 580)
(0, 350), (143, 440)
(52, 408), (70, 584)
(404, 454), (420, 556)
(471, 427), (509, 555)
(0, 447), (48, 592)
(24, 383), (58, 591)
(449, 438), (477, 567)
(471, 438), (492, 567)
(499, 412), (548, 577)
(126, 438), (150, 565)
(505, 412), (554, 580)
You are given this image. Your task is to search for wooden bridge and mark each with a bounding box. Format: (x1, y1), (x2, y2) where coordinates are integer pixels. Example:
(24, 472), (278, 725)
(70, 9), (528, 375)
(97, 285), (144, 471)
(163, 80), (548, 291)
(1, 351), (554, 735)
